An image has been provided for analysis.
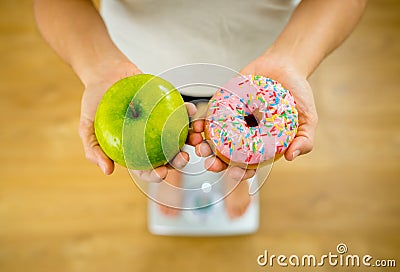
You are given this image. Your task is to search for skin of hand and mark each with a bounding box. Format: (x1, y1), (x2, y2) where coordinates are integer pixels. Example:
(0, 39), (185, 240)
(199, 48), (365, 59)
(193, 55), (316, 182)
(194, 55), (317, 182)
(78, 61), (199, 177)
(193, 0), (367, 181)
(240, 55), (318, 161)
(78, 61), (140, 175)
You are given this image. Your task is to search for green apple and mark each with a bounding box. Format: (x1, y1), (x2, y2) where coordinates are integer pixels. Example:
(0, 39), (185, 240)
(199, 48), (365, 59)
(94, 74), (189, 170)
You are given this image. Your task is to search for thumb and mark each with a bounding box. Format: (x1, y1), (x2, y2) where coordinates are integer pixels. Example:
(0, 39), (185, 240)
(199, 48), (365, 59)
(284, 122), (316, 161)
(78, 120), (115, 174)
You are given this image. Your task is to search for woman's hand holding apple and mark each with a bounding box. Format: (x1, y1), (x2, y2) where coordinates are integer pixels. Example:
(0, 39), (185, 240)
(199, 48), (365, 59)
(79, 64), (199, 180)
(78, 61), (141, 175)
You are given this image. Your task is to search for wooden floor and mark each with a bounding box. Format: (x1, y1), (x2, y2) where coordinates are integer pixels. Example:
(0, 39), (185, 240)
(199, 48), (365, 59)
(0, 1), (399, 271)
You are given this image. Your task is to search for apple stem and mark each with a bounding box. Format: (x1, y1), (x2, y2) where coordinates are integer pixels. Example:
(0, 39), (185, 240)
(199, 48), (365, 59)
(129, 101), (139, 118)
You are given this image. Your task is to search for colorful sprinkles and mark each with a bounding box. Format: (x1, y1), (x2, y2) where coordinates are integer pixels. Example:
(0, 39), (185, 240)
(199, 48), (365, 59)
(206, 75), (298, 166)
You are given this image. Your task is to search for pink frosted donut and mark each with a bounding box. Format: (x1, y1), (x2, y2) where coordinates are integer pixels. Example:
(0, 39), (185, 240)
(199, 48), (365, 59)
(204, 75), (298, 169)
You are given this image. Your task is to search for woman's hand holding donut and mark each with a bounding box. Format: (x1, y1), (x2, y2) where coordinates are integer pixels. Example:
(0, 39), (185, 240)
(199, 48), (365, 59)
(193, 54), (318, 181)
(234, 0), (367, 161)
(240, 54), (318, 161)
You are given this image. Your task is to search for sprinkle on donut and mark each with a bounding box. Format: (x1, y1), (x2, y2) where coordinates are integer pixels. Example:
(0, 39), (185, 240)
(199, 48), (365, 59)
(205, 74), (298, 168)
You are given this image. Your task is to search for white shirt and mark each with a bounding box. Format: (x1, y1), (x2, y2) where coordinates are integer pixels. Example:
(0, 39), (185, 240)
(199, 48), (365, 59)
(101, 0), (300, 96)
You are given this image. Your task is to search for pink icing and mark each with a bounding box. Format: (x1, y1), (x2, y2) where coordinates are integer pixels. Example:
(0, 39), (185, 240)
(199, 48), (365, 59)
(206, 75), (298, 166)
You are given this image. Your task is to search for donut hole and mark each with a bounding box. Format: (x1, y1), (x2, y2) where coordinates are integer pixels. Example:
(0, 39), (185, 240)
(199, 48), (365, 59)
(244, 114), (259, 127)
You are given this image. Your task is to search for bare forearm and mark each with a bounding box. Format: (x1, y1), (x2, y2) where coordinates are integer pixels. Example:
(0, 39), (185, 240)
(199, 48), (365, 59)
(265, 0), (367, 77)
(33, 0), (132, 85)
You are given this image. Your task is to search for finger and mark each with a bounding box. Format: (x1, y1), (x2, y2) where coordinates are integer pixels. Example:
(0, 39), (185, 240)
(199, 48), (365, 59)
(92, 145), (115, 175)
(204, 156), (228, 172)
(133, 170), (161, 182)
(227, 167), (256, 181)
(170, 151), (189, 170)
(131, 166), (167, 183)
(187, 132), (203, 146)
(78, 121), (114, 175)
(285, 135), (313, 161)
(185, 102), (197, 117)
(192, 119), (205, 133)
(195, 141), (213, 157)
(285, 123), (315, 161)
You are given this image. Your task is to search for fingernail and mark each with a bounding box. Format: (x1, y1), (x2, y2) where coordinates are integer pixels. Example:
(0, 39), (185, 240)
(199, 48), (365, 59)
(195, 145), (201, 156)
(99, 161), (107, 173)
(204, 158), (213, 170)
(152, 172), (163, 182)
(175, 160), (186, 169)
(292, 150), (301, 159)
(231, 175), (241, 182)
(197, 143), (206, 157)
(227, 169), (240, 181)
(199, 142), (212, 157)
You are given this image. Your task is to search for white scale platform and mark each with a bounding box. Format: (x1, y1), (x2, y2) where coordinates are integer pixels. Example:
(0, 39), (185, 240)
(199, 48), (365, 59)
(148, 186), (259, 236)
(145, 145), (262, 236)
